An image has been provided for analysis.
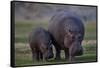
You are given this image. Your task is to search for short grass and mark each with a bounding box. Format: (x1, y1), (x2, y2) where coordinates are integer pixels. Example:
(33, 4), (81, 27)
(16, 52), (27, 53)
(15, 43), (97, 66)
(15, 21), (48, 43)
(15, 21), (97, 43)
(14, 21), (97, 66)
(84, 22), (97, 40)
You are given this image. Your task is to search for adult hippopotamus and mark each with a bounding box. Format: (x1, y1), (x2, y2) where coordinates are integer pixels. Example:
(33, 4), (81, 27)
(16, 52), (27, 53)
(48, 11), (85, 62)
(29, 27), (53, 61)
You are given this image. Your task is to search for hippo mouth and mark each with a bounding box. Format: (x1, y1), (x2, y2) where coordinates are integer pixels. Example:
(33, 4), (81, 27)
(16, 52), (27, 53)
(71, 41), (83, 56)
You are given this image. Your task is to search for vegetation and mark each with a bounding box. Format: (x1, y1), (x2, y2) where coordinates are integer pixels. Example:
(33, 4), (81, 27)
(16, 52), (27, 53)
(15, 21), (97, 66)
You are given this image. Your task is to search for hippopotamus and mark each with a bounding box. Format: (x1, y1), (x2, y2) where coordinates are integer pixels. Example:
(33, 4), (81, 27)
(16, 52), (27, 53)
(48, 11), (85, 62)
(29, 27), (54, 61)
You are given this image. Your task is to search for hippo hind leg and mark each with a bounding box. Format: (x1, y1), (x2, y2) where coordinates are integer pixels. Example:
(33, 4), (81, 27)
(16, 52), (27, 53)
(30, 43), (37, 62)
(31, 49), (37, 62)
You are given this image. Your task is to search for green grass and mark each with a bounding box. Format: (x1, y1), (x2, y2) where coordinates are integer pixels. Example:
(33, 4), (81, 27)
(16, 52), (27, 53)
(15, 43), (97, 66)
(15, 54), (96, 66)
(15, 21), (97, 43)
(84, 22), (97, 40)
(15, 21), (48, 43)
(14, 21), (97, 66)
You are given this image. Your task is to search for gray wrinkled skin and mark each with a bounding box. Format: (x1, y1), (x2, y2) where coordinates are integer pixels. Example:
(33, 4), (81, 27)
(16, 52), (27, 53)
(29, 27), (53, 61)
(48, 11), (85, 62)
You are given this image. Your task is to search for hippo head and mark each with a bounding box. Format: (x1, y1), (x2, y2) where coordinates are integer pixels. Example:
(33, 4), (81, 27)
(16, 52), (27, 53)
(41, 39), (54, 60)
(45, 40), (54, 59)
(65, 30), (83, 56)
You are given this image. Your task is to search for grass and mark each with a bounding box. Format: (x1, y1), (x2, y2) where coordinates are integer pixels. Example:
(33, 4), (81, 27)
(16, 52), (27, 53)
(14, 21), (97, 66)
(15, 21), (97, 43)
(15, 54), (96, 66)
(84, 22), (97, 40)
(15, 21), (48, 43)
(15, 42), (97, 66)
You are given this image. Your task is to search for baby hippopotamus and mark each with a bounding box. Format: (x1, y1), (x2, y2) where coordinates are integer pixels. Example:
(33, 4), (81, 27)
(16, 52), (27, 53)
(29, 27), (54, 61)
(48, 11), (85, 62)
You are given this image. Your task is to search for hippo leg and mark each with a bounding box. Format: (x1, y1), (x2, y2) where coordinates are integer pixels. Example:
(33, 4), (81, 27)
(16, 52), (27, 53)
(64, 48), (69, 60)
(32, 50), (37, 62)
(30, 44), (37, 61)
(55, 46), (61, 60)
(36, 51), (40, 61)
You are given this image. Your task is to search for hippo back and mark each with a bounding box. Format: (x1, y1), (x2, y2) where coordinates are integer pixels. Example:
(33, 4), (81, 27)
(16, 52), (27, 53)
(48, 11), (84, 47)
(29, 27), (52, 46)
